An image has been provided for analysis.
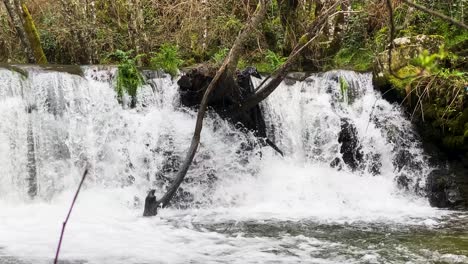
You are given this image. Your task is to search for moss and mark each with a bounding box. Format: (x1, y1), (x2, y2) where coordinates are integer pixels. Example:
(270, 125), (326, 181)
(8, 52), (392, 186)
(333, 48), (373, 72)
(387, 65), (419, 91)
(21, 4), (47, 64)
(0, 64), (28, 78)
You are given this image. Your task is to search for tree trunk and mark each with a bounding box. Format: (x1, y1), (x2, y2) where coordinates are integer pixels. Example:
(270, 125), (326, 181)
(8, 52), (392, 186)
(2, 0), (34, 62)
(20, 3), (47, 64)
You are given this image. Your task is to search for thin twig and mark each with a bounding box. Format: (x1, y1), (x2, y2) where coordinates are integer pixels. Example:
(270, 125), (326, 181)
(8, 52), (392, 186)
(402, 0), (468, 30)
(54, 168), (89, 264)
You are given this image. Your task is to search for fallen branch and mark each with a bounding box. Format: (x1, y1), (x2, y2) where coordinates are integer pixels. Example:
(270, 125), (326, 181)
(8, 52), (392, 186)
(54, 168), (89, 264)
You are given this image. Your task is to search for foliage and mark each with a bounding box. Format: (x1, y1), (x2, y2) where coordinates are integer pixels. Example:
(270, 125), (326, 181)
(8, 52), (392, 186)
(237, 58), (247, 70)
(109, 50), (144, 107)
(412, 47), (448, 72)
(333, 48), (373, 72)
(388, 45), (468, 150)
(339, 76), (349, 103)
(150, 44), (183, 77)
(211, 48), (229, 66)
(256, 50), (287, 74)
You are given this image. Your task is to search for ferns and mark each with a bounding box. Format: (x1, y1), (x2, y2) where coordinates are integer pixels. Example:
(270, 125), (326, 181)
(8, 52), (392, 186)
(150, 44), (183, 77)
(109, 50), (144, 108)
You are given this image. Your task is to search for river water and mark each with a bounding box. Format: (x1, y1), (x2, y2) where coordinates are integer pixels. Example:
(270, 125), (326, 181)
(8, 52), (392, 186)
(0, 66), (466, 263)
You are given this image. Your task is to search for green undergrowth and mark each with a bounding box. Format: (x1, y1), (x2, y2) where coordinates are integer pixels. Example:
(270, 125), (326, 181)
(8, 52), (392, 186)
(388, 47), (468, 151)
(109, 50), (144, 107)
(150, 44), (184, 77)
(255, 49), (287, 74)
(333, 48), (373, 72)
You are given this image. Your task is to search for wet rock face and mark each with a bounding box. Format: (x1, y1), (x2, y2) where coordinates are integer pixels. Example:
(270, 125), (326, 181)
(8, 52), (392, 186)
(177, 66), (267, 137)
(338, 118), (363, 170)
(427, 168), (465, 209)
(178, 67), (214, 107)
(143, 190), (159, 217)
(396, 173), (412, 191)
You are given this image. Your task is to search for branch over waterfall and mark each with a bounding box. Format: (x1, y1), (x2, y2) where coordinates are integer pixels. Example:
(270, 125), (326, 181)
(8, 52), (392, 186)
(153, 0), (268, 210)
(144, 0), (345, 215)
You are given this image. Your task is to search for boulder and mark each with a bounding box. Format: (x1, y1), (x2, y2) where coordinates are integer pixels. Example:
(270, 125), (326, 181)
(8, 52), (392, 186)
(373, 34), (445, 87)
(338, 118), (363, 170)
(426, 168), (465, 209)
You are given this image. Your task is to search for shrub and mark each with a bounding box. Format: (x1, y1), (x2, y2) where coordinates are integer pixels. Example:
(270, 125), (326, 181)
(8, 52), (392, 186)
(109, 50), (144, 108)
(150, 44), (183, 77)
(211, 48), (229, 66)
(256, 50), (287, 73)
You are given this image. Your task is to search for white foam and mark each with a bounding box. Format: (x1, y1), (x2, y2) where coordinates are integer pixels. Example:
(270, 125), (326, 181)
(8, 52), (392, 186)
(0, 67), (455, 263)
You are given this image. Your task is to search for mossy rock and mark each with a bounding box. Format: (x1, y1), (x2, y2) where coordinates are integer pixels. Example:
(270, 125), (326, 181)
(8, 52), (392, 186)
(373, 34), (445, 86)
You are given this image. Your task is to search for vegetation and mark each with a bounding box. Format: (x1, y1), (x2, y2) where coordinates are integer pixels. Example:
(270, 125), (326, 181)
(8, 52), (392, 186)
(339, 76), (349, 103)
(256, 49), (287, 74)
(211, 48), (229, 66)
(150, 44), (183, 77)
(110, 50), (144, 108)
(388, 46), (467, 151)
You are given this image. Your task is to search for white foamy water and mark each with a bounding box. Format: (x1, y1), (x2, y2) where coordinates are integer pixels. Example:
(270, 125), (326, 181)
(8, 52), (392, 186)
(0, 66), (462, 263)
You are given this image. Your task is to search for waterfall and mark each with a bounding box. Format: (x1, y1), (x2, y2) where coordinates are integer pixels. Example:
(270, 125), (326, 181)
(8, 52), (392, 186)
(1, 66), (458, 264)
(0, 66), (432, 210)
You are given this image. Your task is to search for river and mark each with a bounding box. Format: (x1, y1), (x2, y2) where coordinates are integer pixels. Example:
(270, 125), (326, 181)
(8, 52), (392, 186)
(0, 66), (466, 263)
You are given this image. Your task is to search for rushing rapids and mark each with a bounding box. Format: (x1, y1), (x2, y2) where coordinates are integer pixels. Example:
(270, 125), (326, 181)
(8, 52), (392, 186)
(0, 66), (466, 263)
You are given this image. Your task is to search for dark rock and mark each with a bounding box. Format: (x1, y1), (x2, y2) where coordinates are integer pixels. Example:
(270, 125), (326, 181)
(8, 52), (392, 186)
(284, 78), (296, 86)
(177, 65), (282, 154)
(367, 153), (382, 175)
(396, 173), (412, 191)
(426, 168), (465, 209)
(393, 149), (422, 172)
(143, 190), (159, 217)
(338, 118), (363, 170)
(330, 157), (342, 170)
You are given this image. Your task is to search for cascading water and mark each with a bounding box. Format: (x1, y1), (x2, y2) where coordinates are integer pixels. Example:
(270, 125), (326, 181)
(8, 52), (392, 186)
(0, 66), (466, 264)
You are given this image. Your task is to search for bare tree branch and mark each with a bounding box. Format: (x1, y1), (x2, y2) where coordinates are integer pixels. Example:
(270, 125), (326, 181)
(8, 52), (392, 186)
(385, 0), (400, 79)
(234, 1), (342, 114)
(54, 168), (89, 264)
(156, 0), (268, 208)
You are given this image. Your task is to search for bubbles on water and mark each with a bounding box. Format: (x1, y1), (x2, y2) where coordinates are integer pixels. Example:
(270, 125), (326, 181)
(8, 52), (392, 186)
(0, 67), (464, 264)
